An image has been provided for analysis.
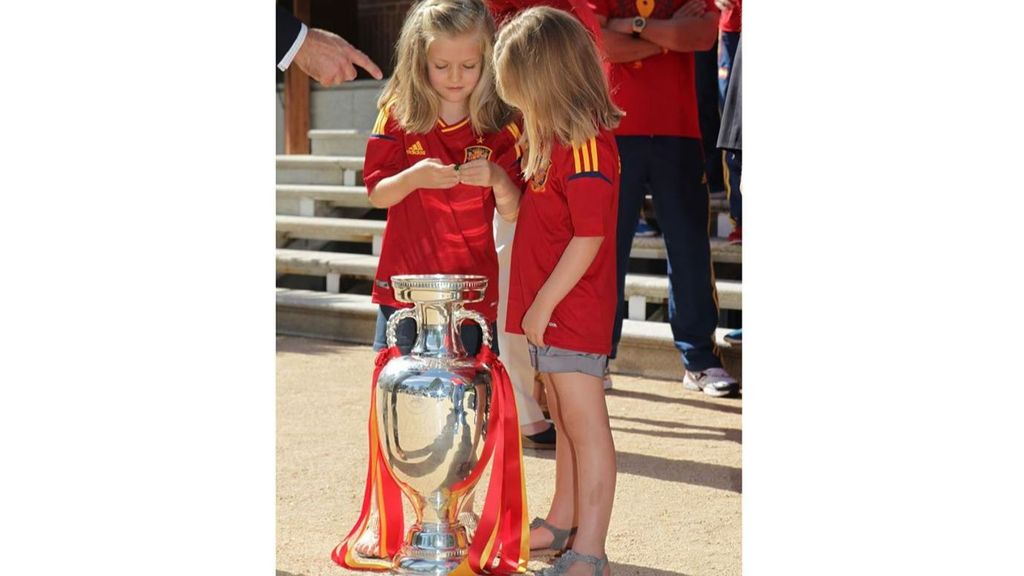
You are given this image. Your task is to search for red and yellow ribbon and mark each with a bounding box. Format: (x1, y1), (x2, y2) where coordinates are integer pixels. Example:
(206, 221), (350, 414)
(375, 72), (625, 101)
(331, 345), (529, 574)
(331, 347), (406, 571)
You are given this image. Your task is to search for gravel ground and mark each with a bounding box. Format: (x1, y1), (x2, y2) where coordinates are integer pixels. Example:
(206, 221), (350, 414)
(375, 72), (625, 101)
(277, 336), (741, 576)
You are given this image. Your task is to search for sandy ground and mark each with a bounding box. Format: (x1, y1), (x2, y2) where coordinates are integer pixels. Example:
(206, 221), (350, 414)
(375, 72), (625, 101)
(277, 336), (741, 576)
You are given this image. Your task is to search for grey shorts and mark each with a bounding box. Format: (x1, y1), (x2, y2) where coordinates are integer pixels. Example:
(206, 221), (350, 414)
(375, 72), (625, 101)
(528, 344), (608, 379)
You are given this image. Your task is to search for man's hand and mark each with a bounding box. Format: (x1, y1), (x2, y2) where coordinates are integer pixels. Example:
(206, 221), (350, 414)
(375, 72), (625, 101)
(522, 301), (553, 347)
(411, 158), (460, 190)
(455, 159), (499, 188)
(293, 28), (383, 86)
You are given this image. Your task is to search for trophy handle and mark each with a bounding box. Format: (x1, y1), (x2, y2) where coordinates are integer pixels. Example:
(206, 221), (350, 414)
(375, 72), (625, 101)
(386, 307), (418, 348)
(454, 308), (492, 349)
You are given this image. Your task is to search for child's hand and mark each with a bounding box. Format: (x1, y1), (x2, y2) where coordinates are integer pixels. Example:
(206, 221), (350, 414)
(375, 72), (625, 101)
(455, 159), (497, 188)
(411, 157), (460, 189)
(522, 302), (553, 347)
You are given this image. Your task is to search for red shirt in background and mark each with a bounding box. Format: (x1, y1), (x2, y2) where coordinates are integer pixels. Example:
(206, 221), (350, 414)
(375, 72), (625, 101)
(363, 108), (525, 322)
(719, 0), (741, 32)
(505, 129), (620, 355)
(588, 0), (718, 137)
(488, 0), (602, 47)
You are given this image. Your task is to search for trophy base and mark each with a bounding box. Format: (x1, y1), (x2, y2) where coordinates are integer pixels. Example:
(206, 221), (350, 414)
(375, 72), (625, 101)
(393, 522), (471, 575)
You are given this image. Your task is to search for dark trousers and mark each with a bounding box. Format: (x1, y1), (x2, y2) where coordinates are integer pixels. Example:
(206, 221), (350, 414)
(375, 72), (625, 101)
(373, 305), (498, 356)
(696, 39), (724, 193)
(718, 30), (742, 226)
(611, 136), (723, 372)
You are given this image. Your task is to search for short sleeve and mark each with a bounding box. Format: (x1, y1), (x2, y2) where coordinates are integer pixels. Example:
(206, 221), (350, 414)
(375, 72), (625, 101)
(565, 134), (617, 237)
(362, 106), (406, 194)
(491, 119), (526, 192)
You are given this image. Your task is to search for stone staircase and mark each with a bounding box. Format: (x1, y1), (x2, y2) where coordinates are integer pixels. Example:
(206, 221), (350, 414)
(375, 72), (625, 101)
(276, 87), (742, 382)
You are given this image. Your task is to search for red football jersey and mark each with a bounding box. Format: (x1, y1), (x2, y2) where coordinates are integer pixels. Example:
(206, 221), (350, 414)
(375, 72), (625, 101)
(719, 0), (741, 32)
(505, 128), (620, 355)
(588, 0), (719, 137)
(488, 0), (603, 48)
(363, 107), (525, 321)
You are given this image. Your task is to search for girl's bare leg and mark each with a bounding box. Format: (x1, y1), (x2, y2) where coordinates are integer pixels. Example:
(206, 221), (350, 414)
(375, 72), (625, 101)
(550, 371), (615, 575)
(529, 372), (579, 550)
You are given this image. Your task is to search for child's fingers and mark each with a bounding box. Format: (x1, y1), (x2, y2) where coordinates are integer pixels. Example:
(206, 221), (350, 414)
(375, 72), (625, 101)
(457, 166), (487, 186)
(459, 165), (481, 179)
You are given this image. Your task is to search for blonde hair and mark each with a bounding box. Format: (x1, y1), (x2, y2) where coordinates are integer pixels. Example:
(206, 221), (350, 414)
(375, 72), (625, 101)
(378, 0), (510, 135)
(493, 7), (624, 179)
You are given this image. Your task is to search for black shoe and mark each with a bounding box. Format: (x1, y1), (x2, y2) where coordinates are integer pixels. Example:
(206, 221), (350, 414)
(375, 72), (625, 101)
(522, 423), (556, 450)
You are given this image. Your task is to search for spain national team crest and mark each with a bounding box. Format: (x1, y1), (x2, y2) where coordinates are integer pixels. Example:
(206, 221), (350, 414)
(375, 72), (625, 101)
(529, 166), (549, 193)
(464, 144), (492, 164)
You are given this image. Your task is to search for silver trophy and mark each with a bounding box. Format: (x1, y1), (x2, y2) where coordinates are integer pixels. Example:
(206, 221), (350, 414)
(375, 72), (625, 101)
(377, 274), (494, 575)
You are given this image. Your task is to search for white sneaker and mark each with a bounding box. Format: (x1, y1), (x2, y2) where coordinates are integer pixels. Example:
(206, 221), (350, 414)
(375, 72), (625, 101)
(683, 367), (738, 397)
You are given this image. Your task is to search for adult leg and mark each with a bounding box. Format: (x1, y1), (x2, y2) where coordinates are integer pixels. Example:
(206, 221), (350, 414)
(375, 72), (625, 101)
(696, 38), (724, 193)
(718, 30), (742, 232)
(494, 216), (548, 434)
(610, 136), (652, 359)
(649, 137), (723, 372)
(725, 149), (742, 231)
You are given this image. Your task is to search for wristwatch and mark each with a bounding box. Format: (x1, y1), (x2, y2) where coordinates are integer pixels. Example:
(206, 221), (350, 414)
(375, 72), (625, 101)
(631, 16), (647, 39)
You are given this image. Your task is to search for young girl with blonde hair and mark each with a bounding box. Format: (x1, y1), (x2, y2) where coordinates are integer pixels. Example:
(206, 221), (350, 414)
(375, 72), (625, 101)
(494, 7), (624, 576)
(364, 0), (524, 354)
(350, 0), (524, 557)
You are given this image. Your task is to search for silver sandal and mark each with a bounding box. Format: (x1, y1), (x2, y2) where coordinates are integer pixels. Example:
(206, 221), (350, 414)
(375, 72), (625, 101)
(529, 517), (578, 553)
(538, 549), (609, 576)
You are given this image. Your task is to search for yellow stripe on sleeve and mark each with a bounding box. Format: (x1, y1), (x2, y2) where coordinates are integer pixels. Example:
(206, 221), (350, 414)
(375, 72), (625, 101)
(572, 146), (582, 173)
(589, 138), (599, 172)
(580, 144), (591, 172)
(373, 107), (389, 134)
(506, 123), (523, 159)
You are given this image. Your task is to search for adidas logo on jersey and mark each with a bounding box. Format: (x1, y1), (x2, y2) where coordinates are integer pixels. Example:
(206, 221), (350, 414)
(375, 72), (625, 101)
(407, 141), (426, 155)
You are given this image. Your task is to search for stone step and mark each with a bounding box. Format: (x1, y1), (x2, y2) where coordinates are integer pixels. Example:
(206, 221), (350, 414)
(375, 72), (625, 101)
(276, 250), (379, 289)
(275, 215), (740, 264)
(276, 184), (371, 207)
(276, 249), (741, 311)
(275, 288), (740, 382)
(309, 129), (370, 157)
(275, 155), (365, 185)
(276, 288), (379, 345)
(625, 273), (741, 311)
(276, 184), (371, 216)
(632, 235), (741, 264)
(276, 216), (385, 252)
